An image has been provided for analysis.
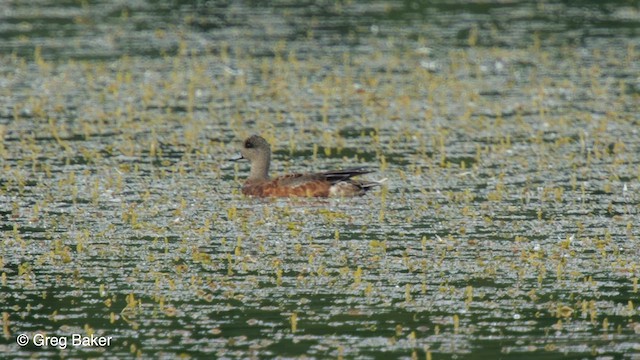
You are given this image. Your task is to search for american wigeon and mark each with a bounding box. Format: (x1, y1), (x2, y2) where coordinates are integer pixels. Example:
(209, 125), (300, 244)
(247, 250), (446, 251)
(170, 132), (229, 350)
(231, 135), (385, 197)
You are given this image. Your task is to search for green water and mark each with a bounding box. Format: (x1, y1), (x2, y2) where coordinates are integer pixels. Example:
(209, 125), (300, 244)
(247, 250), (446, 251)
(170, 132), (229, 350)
(1, 1), (639, 359)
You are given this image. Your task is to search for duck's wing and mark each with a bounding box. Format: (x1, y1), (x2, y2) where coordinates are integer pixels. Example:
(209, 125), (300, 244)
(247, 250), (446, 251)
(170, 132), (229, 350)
(329, 177), (387, 197)
(320, 167), (375, 184)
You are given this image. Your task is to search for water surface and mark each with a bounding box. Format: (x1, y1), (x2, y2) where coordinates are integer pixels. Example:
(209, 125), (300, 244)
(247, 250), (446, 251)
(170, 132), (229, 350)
(1, 1), (639, 359)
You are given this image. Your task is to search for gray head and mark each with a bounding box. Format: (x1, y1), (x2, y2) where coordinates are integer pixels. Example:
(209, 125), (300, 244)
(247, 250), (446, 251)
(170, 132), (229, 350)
(238, 135), (271, 181)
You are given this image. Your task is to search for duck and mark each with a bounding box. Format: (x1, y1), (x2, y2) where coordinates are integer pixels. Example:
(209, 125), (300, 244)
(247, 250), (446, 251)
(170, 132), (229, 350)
(231, 135), (385, 197)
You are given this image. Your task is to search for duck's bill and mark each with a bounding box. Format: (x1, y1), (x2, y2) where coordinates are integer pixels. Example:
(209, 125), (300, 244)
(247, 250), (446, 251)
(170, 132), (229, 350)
(228, 153), (245, 162)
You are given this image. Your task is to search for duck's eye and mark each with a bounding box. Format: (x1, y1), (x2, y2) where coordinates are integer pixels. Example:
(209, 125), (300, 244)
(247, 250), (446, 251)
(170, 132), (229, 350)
(244, 141), (253, 148)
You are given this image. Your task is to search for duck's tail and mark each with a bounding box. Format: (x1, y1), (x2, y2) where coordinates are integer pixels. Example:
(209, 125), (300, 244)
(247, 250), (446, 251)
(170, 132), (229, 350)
(360, 177), (387, 190)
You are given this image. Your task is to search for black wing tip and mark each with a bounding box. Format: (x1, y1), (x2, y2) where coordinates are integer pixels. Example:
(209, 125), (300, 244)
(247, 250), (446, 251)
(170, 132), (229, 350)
(322, 167), (378, 183)
(328, 167), (376, 175)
